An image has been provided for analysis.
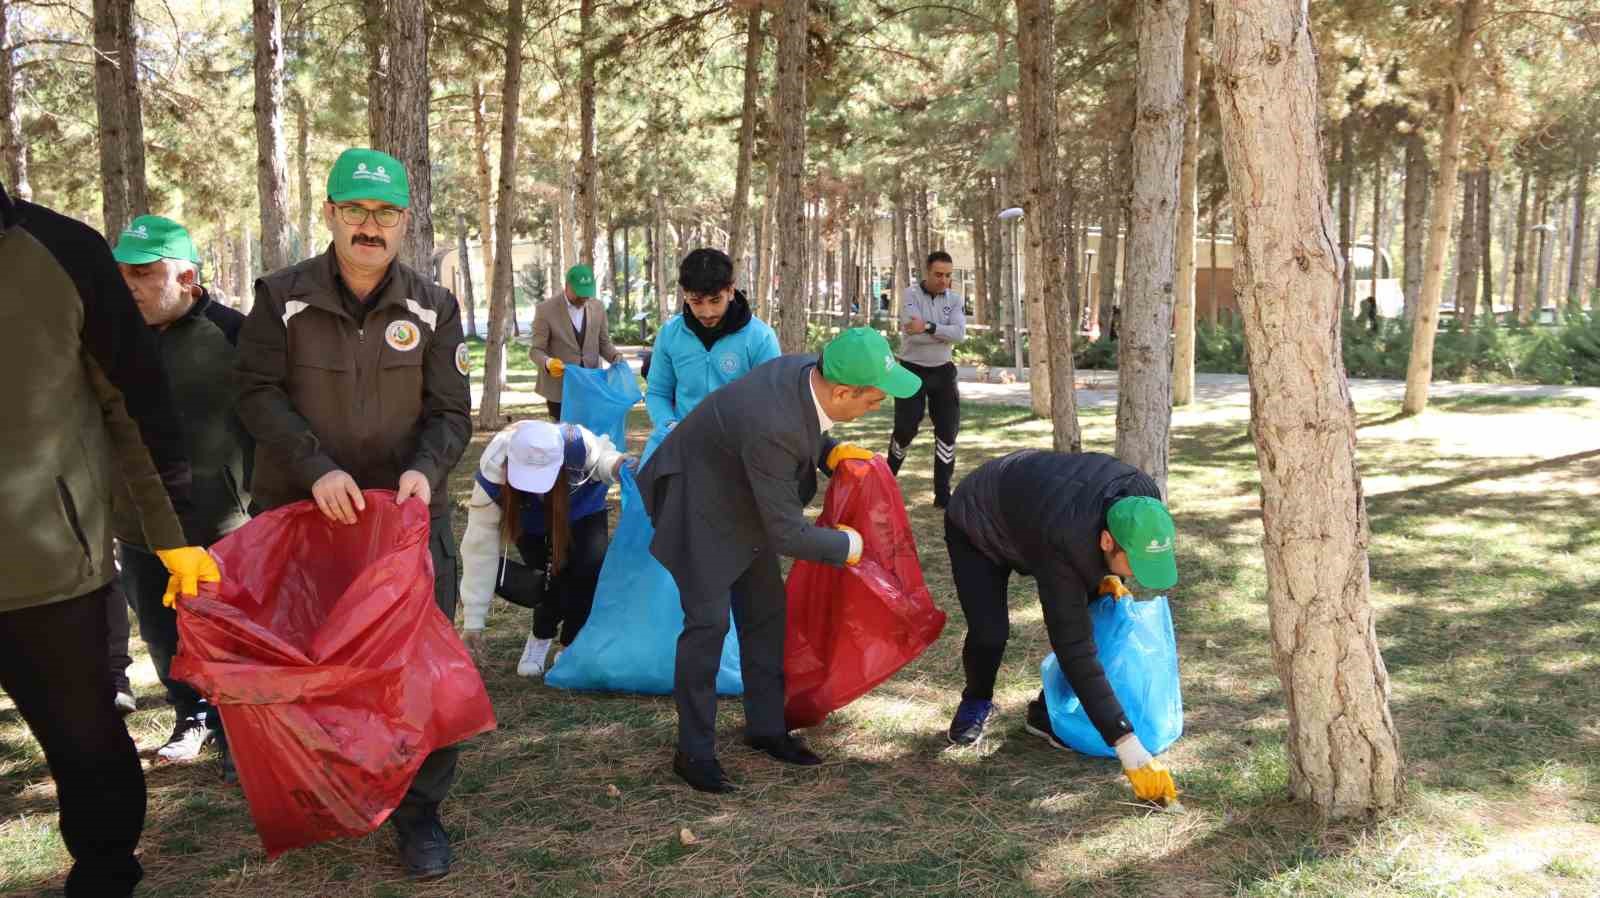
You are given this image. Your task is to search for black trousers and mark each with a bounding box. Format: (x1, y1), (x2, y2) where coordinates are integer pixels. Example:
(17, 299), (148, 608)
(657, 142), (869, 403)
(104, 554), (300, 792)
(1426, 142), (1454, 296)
(888, 360), (961, 501)
(105, 577), (132, 695)
(118, 542), (212, 723)
(516, 509), (609, 645)
(673, 551), (789, 759)
(547, 400), (562, 421)
(0, 587), (145, 897)
(395, 512), (463, 822)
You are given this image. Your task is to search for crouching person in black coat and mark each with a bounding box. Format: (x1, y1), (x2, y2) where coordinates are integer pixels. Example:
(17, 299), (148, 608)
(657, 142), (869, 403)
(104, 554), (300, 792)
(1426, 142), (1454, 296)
(942, 450), (1181, 805)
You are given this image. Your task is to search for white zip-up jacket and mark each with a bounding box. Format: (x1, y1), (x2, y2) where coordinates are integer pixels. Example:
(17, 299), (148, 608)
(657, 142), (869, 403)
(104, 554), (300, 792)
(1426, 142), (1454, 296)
(459, 421), (624, 631)
(897, 283), (967, 367)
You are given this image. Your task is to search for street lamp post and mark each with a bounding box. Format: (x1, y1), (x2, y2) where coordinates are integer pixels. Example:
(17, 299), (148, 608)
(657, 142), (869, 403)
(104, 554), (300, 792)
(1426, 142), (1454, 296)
(998, 206), (1025, 379)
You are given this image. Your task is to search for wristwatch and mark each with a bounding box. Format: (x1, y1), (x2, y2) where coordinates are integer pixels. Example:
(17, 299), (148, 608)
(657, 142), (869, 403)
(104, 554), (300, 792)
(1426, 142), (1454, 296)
(924, 321), (937, 335)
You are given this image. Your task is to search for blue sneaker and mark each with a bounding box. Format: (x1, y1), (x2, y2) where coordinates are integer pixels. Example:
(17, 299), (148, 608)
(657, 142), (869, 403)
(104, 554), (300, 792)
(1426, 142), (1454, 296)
(947, 698), (995, 745)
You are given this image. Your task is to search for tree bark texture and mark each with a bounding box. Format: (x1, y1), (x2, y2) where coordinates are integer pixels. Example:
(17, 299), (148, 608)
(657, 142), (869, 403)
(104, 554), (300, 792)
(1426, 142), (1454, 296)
(1403, 0), (1488, 416)
(1568, 146), (1591, 306)
(1098, 140), (1124, 339)
(93, 0), (130, 237)
(364, 0), (387, 147)
(382, 0), (434, 275)
(1455, 169), (1480, 326)
(1214, 0), (1404, 819)
(1512, 167), (1529, 322)
(0, 0), (30, 200)
(1116, 0), (1188, 496)
(253, 0), (292, 272)
(118, 0), (146, 217)
(775, 0), (808, 355)
(295, 91), (312, 258)
(1173, 0), (1202, 406)
(576, 0), (597, 266)
(473, 80), (496, 304)
(729, 8), (762, 274)
(1479, 169), (1492, 313)
(478, 0), (523, 430)
(457, 212), (476, 337)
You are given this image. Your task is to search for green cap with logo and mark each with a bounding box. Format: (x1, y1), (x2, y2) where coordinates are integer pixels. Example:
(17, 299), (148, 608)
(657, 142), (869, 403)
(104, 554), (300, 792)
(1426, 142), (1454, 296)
(820, 327), (921, 399)
(565, 264), (597, 298)
(327, 148), (410, 209)
(112, 215), (199, 265)
(1106, 496), (1178, 591)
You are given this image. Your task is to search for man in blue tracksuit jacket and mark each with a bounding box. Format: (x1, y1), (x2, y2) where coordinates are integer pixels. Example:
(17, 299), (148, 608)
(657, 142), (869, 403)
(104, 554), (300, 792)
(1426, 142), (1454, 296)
(644, 248), (780, 458)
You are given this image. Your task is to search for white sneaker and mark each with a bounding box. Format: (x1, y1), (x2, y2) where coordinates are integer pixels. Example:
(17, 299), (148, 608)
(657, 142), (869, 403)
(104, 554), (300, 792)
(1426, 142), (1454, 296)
(113, 691), (137, 715)
(516, 635), (554, 678)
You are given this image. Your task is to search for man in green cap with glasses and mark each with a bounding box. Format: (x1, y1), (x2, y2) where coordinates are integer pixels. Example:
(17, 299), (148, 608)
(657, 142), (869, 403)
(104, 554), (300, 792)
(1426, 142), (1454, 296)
(111, 215), (250, 765)
(637, 327), (918, 793)
(941, 451), (1181, 805)
(234, 148), (472, 879)
(529, 262), (622, 421)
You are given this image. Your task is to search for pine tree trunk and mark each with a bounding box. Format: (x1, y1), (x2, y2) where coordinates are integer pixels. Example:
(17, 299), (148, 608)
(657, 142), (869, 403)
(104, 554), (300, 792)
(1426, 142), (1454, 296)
(1568, 146), (1591, 306)
(1017, 0), (1082, 449)
(1116, 0), (1188, 495)
(757, 163), (778, 316)
(295, 91), (312, 258)
(892, 196), (908, 310)
(1208, 203), (1220, 325)
(1402, 134), (1430, 320)
(729, 8), (762, 274)
(478, 0), (523, 430)
(119, 0), (147, 217)
(234, 223), (252, 303)
(621, 225), (632, 319)
(1097, 142), (1123, 340)
(1172, 0), (1202, 406)
(1455, 170), (1480, 326)
(1479, 169), (1493, 315)
(383, 1), (434, 275)
(0, 0), (30, 200)
(1403, 0), (1487, 416)
(1214, 0), (1404, 819)
(1512, 167), (1530, 322)
(576, 0), (597, 266)
(1368, 150), (1384, 318)
(971, 204), (988, 327)
(364, 0), (387, 146)
(473, 80), (496, 301)
(562, 168), (579, 276)
(987, 180), (1006, 327)
(1534, 177), (1553, 311)
(253, 0), (291, 272)
(92, 0), (130, 237)
(1338, 117), (1354, 312)
(457, 212), (477, 337)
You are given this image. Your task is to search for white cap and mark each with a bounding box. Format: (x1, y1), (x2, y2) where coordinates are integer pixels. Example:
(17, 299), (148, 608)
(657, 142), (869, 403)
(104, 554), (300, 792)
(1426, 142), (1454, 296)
(506, 421), (564, 493)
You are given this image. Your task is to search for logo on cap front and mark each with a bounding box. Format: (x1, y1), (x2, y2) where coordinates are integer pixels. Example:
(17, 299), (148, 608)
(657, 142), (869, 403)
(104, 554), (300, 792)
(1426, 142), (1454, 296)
(352, 162), (393, 184)
(1146, 538), (1172, 554)
(125, 224), (149, 239)
(386, 320), (420, 352)
(883, 355), (894, 371)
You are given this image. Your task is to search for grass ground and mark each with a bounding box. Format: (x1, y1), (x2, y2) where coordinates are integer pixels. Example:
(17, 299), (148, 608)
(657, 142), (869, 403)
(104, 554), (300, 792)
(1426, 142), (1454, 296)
(3, 383), (1598, 897)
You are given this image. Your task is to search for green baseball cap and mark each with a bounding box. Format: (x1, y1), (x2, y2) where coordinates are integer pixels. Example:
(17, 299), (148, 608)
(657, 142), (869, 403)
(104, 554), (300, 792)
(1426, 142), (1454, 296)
(565, 264), (597, 298)
(112, 215), (199, 265)
(1106, 496), (1178, 591)
(820, 327), (921, 399)
(326, 148), (409, 209)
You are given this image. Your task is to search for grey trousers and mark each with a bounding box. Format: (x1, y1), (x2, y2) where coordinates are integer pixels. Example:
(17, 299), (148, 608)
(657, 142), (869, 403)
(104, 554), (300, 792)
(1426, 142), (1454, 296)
(672, 550), (789, 759)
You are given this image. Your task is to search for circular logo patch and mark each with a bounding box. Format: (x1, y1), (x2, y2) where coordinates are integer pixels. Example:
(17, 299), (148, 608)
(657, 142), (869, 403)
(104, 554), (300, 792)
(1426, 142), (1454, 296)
(718, 353), (739, 376)
(386, 320), (420, 352)
(455, 343), (471, 377)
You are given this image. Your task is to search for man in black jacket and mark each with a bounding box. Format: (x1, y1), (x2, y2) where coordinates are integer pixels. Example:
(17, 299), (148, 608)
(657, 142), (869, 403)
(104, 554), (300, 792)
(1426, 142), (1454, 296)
(943, 450), (1180, 804)
(639, 328), (919, 793)
(0, 181), (217, 898)
(112, 215), (251, 765)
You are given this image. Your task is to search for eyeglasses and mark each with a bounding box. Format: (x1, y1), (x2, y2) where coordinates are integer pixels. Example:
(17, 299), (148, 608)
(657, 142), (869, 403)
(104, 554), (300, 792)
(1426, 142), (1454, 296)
(335, 204), (403, 228)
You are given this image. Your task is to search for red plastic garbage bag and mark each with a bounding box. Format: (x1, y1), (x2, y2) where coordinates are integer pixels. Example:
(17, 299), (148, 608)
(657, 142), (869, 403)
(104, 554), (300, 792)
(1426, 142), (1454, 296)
(170, 492), (496, 857)
(784, 457), (945, 729)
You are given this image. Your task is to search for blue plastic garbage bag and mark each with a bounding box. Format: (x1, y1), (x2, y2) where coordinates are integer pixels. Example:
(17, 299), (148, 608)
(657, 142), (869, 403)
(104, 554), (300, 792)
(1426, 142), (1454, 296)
(1039, 595), (1182, 758)
(560, 363), (642, 451)
(545, 468), (743, 695)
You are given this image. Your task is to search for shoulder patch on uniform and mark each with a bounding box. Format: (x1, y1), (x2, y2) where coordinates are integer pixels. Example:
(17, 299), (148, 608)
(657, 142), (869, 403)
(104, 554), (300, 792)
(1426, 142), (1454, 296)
(282, 300), (309, 326)
(386, 319), (421, 352)
(404, 298), (438, 330)
(455, 342), (471, 377)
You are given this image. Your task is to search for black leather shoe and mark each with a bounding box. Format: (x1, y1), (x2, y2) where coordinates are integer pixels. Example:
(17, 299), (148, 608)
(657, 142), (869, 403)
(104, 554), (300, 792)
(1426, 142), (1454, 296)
(744, 732), (823, 766)
(393, 813), (452, 880)
(673, 751), (739, 793)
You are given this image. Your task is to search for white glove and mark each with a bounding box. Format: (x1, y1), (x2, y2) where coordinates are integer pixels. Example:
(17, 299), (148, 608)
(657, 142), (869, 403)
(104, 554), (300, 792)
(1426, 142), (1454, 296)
(1114, 734), (1154, 771)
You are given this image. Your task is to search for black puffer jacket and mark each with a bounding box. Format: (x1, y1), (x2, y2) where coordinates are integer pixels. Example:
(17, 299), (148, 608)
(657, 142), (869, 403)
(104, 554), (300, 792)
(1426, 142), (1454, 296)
(946, 450), (1163, 746)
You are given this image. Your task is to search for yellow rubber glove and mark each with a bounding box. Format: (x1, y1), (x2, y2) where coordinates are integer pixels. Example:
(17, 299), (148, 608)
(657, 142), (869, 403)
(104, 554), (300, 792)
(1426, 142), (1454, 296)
(826, 443), (874, 470)
(546, 358), (565, 377)
(1099, 575), (1133, 599)
(834, 524), (863, 565)
(156, 546), (221, 608)
(1125, 761), (1180, 805)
